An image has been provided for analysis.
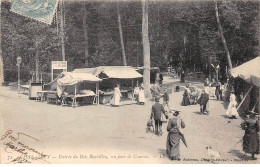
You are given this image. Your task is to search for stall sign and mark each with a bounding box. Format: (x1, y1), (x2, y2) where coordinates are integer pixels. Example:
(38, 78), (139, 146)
(52, 61), (67, 70)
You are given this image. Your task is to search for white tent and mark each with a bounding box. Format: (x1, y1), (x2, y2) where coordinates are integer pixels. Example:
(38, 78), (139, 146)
(230, 57), (260, 87)
(93, 66), (143, 79)
(230, 57), (260, 119)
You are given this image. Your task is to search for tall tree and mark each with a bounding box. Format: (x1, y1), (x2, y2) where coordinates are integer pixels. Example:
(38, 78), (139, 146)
(142, 0), (151, 97)
(83, 1), (89, 67)
(117, 2), (127, 66)
(60, 1), (66, 61)
(0, 1), (4, 84)
(214, 0), (233, 69)
(35, 37), (40, 82)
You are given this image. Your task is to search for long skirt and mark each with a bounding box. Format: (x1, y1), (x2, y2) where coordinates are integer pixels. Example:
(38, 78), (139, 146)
(181, 95), (190, 106)
(138, 91), (145, 103)
(243, 133), (259, 154)
(166, 132), (181, 158)
(226, 103), (239, 118)
(110, 93), (120, 106)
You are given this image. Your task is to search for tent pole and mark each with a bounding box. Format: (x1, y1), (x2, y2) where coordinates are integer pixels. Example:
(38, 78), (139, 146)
(132, 79), (134, 100)
(237, 85), (253, 111)
(75, 84), (77, 95)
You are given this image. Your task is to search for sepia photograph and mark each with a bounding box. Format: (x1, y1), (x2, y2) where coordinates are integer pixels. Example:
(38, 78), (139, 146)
(0, 0), (259, 164)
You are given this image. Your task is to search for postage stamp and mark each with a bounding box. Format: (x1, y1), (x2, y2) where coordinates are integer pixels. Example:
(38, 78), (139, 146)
(10, 0), (58, 24)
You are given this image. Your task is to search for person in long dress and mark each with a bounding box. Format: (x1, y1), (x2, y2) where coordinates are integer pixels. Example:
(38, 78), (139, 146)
(110, 84), (122, 107)
(166, 111), (185, 161)
(133, 82), (140, 102)
(180, 71), (185, 83)
(181, 86), (190, 106)
(226, 92), (239, 118)
(241, 112), (259, 160)
(138, 88), (145, 105)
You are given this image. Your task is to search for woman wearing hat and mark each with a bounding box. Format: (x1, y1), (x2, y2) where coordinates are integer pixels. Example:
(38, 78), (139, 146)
(166, 111), (185, 161)
(181, 85), (190, 106)
(241, 112), (259, 160)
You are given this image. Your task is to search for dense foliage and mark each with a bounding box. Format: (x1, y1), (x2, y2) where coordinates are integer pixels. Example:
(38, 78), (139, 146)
(1, 0), (259, 83)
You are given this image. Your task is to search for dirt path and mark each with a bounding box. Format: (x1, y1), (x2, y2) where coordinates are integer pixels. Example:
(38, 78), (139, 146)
(0, 81), (259, 164)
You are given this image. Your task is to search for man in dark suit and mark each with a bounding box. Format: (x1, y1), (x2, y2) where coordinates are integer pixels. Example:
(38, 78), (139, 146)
(150, 97), (168, 136)
(197, 89), (209, 114)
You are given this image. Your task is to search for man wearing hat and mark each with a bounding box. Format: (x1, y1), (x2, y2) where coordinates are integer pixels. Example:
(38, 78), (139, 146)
(150, 97), (168, 136)
(197, 89), (209, 114)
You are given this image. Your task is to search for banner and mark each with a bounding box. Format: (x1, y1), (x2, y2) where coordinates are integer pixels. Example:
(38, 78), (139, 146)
(11, 0), (58, 25)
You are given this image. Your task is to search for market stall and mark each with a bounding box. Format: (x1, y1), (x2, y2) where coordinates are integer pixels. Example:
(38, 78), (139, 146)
(91, 66), (143, 104)
(43, 72), (101, 107)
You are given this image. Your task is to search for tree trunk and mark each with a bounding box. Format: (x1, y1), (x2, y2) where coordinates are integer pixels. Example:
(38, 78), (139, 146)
(214, 0), (232, 69)
(0, 1), (4, 84)
(83, 2), (89, 67)
(35, 40), (39, 83)
(142, 0), (151, 98)
(117, 3), (127, 66)
(60, 1), (66, 62)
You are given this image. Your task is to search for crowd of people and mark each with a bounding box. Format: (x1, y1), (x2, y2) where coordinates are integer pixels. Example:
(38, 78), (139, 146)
(108, 75), (259, 161)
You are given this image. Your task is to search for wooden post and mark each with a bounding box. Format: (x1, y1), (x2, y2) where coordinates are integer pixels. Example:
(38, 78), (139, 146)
(95, 82), (98, 105)
(131, 79), (134, 100)
(75, 84), (77, 95)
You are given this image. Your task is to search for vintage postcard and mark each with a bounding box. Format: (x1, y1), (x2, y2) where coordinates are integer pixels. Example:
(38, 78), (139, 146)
(0, 0), (259, 165)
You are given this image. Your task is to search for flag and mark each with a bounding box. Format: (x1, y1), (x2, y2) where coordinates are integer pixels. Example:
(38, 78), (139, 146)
(11, 0), (58, 25)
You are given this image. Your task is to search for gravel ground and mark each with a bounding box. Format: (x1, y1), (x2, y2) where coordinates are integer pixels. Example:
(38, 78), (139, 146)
(0, 78), (259, 164)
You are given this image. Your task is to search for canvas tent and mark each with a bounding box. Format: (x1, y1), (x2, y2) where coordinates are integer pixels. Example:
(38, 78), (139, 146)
(44, 72), (101, 105)
(72, 66), (143, 103)
(230, 57), (260, 87)
(92, 66), (142, 79)
(72, 68), (95, 74)
(229, 57), (260, 119)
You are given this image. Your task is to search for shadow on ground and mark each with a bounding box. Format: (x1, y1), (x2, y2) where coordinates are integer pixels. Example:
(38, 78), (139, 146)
(193, 111), (204, 115)
(221, 115), (230, 119)
(228, 149), (252, 161)
(158, 149), (170, 160)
